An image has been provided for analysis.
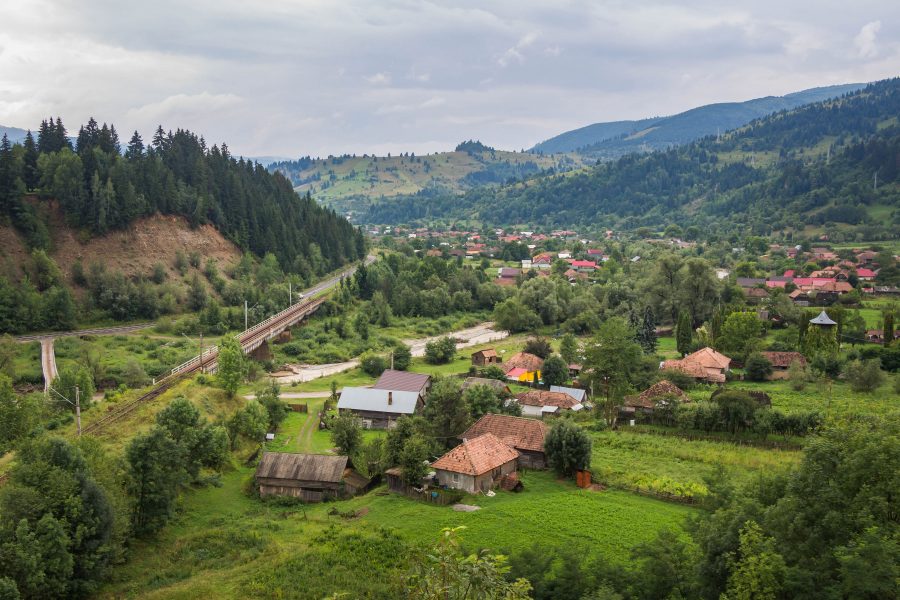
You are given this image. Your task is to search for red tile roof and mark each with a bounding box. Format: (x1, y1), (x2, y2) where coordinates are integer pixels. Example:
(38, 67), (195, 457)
(759, 351), (807, 368)
(462, 414), (548, 453)
(504, 352), (544, 373)
(431, 433), (519, 476)
(515, 390), (580, 409)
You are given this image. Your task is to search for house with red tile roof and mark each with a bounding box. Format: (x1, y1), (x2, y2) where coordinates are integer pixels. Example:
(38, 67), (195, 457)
(461, 414), (549, 469)
(661, 347), (731, 383)
(431, 433), (519, 493)
(855, 268), (877, 281)
(514, 390), (583, 417)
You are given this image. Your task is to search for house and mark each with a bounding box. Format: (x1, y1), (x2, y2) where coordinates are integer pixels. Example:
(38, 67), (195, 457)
(337, 388), (422, 429)
(471, 349), (501, 367)
(855, 268), (877, 281)
(549, 385), (587, 405)
(461, 414), (549, 469)
(568, 363), (582, 378)
(432, 433), (519, 493)
(570, 259), (597, 272)
(255, 453), (369, 501)
(373, 370), (431, 403)
(515, 390), (583, 417)
(789, 289), (811, 306)
(503, 352), (544, 382)
(856, 251), (877, 264)
(461, 377), (511, 395)
(758, 352), (807, 380)
(866, 330), (900, 344)
(661, 347), (731, 383)
(623, 380), (689, 415)
(743, 287), (769, 304)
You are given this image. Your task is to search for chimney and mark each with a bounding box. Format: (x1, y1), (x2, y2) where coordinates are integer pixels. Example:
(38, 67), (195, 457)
(387, 391), (393, 405)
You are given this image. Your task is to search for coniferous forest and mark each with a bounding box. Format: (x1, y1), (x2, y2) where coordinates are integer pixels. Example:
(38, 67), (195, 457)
(0, 118), (366, 272)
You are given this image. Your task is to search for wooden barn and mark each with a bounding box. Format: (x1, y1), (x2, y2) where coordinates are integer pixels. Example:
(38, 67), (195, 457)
(255, 452), (367, 502)
(472, 349), (501, 366)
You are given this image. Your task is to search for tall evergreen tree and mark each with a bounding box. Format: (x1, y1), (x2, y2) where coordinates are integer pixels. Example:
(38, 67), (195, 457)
(883, 311), (894, 348)
(0, 134), (14, 214)
(22, 131), (39, 191)
(676, 309), (693, 356)
(638, 305), (658, 354)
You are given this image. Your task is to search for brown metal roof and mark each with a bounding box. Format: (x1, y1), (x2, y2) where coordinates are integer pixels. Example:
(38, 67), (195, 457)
(431, 433), (519, 476)
(373, 369), (431, 393)
(462, 414), (548, 453)
(255, 452), (348, 483)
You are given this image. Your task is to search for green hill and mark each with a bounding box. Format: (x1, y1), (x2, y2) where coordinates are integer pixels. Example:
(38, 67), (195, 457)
(364, 78), (900, 240)
(270, 141), (587, 211)
(531, 83), (866, 158)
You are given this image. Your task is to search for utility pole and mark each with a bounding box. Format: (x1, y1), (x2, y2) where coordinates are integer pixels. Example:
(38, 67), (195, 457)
(874, 171), (878, 191)
(75, 386), (81, 437)
(289, 282), (292, 307)
(390, 350), (394, 370)
(199, 331), (204, 372)
(245, 300), (248, 330)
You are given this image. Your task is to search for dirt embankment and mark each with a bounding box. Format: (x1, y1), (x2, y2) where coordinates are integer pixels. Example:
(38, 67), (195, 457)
(0, 203), (242, 282)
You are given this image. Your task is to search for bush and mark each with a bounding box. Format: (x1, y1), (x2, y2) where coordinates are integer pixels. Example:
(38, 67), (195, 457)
(424, 337), (456, 364)
(744, 353), (773, 382)
(360, 352), (387, 377)
(788, 359), (811, 391)
(658, 368), (696, 390)
(844, 359), (886, 392)
(544, 419), (592, 476)
(523, 337), (552, 359)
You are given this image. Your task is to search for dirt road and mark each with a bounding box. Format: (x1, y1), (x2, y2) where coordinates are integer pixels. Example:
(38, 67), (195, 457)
(271, 321), (508, 384)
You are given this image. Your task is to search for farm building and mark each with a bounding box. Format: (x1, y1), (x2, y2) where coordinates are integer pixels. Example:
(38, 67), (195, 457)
(337, 387), (422, 429)
(461, 377), (511, 395)
(255, 453), (369, 501)
(758, 352), (807, 380)
(471, 349), (501, 366)
(661, 347), (731, 383)
(432, 433), (519, 493)
(550, 385), (587, 404)
(461, 414), (548, 469)
(623, 380), (689, 415)
(504, 352), (543, 383)
(515, 390), (583, 418)
(373, 369), (431, 402)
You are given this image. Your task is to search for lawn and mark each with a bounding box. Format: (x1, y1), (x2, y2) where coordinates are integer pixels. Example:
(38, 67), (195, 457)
(10, 341), (42, 386)
(733, 378), (900, 416)
(590, 429), (801, 499)
(98, 470), (696, 599)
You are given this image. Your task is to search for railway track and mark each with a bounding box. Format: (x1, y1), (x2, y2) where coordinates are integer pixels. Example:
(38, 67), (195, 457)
(81, 295), (328, 435)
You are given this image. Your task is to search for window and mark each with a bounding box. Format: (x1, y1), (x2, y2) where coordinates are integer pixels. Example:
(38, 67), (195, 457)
(451, 473), (459, 483)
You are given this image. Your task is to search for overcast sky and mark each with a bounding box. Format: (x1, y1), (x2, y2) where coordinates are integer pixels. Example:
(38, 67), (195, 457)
(1, 1), (898, 158)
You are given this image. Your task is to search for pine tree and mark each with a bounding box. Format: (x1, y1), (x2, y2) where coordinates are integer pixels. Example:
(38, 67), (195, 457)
(884, 311), (894, 348)
(0, 134), (14, 214)
(22, 131), (39, 190)
(676, 310), (693, 356)
(639, 305), (658, 354)
(125, 131), (144, 160)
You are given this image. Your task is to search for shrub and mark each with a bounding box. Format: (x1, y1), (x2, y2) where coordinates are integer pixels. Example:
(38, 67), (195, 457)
(360, 352), (387, 377)
(544, 419), (592, 476)
(744, 353), (773, 382)
(788, 359), (811, 391)
(844, 359), (886, 392)
(424, 337), (456, 364)
(523, 337), (552, 359)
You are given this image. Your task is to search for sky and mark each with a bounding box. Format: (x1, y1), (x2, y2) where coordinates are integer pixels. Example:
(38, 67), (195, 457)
(1, 0), (899, 159)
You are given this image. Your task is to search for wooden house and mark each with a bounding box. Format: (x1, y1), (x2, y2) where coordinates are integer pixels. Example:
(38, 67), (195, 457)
(337, 388), (422, 429)
(461, 414), (548, 469)
(758, 352), (807, 380)
(471, 349), (501, 367)
(431, 433), (519, 493)
(255, 453), (368, 502)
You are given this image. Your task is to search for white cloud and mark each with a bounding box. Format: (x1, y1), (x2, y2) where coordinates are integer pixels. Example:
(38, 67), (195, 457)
(0, 1), (898, 157)
(364, 72), (391, 85)
(854, 21), (881, 58)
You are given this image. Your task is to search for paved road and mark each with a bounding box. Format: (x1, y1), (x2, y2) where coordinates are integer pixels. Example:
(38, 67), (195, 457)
(40, 339), (58, 392)
(16, 323), (153, 343)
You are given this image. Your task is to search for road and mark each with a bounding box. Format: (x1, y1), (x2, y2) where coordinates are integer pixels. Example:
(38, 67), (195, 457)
(40, 339), (58, 392)
(270, 321), (508, 384)
(16, 323), (153, 343)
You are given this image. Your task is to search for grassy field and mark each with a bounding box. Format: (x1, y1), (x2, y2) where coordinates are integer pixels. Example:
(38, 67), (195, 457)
(10, 341), (42, 385)
(590, 430), (801, 499)
(98, 469), (696, 599)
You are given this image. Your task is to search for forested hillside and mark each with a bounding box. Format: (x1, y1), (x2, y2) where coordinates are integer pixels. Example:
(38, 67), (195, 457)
(366, 78), (900, 240)
(532, 82), (865, 158)
(0, 118), (365, 273)
(270, 140), (584, 212)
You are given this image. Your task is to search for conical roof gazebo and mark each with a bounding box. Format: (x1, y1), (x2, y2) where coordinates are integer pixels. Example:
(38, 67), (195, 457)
(809, 310), (837, 326)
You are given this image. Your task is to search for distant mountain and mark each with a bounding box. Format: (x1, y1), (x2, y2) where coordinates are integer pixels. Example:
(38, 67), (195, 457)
(0, 125), (29, 145)
(531, 83), (867, 158)
(366, 78), (900, 241)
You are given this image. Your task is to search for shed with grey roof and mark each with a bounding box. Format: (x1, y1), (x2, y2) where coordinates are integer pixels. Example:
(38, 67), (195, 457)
(337, 387), (422, 429)
(550, 385), (587, 404)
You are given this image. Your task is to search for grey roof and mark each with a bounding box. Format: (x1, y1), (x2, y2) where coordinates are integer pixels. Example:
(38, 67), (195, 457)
(810, 310), (837, 326)
(550, 385), (587, 403)
(462, 377), (510, 393)
(255, 452), (347, 483)
(736, 277), (766, 287)
(373, 369), (431, 393)
(337, 387), (420, 414)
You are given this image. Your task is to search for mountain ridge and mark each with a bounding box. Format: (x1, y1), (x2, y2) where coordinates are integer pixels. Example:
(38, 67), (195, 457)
(531, 82), (867, 157)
